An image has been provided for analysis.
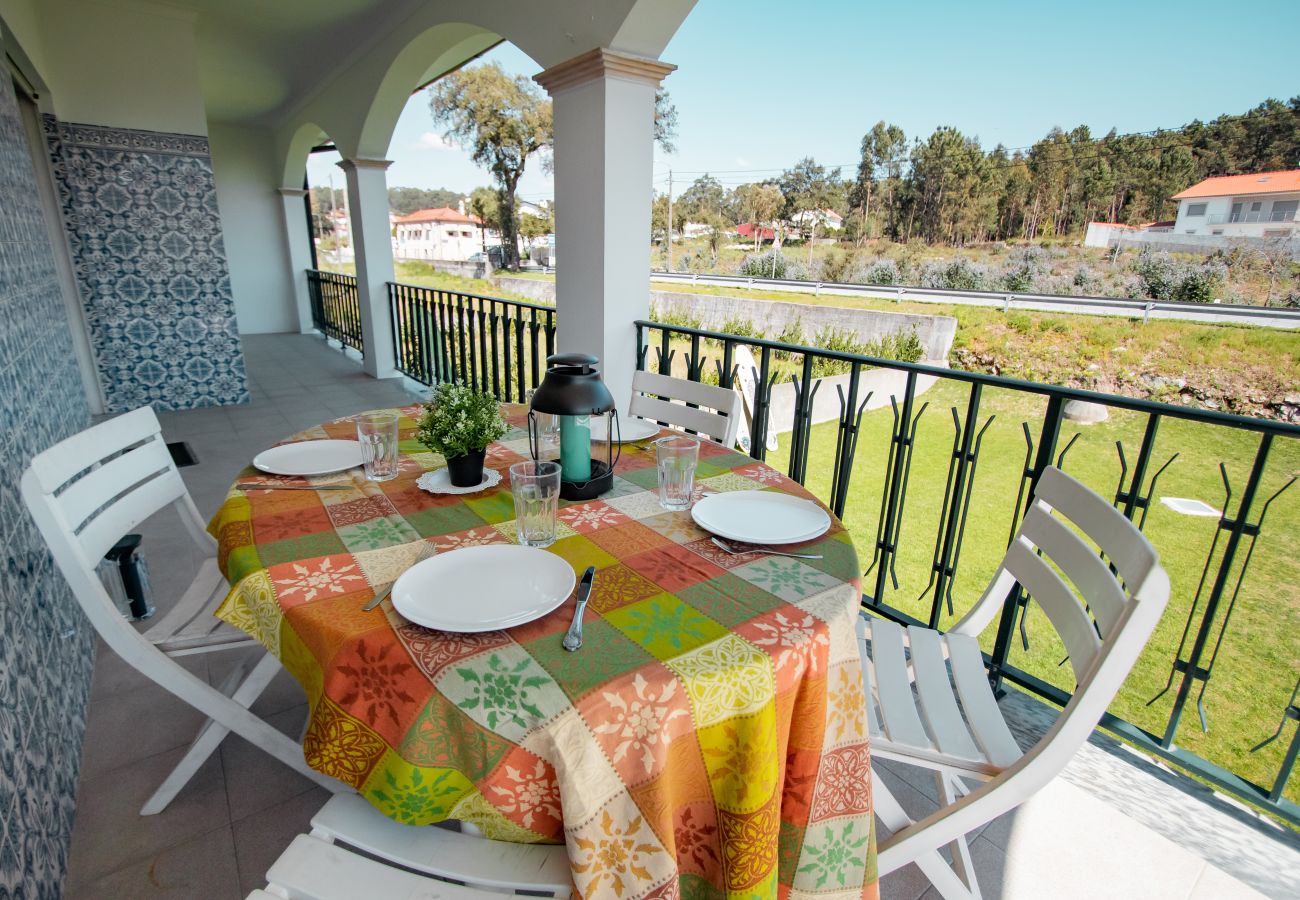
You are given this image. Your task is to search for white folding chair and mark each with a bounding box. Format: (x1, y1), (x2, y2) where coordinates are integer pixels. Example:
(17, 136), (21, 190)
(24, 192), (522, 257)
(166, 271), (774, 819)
(250, 793), (573, 899)
(629, 370), (745, 447)
(21, 406), (339, 815)
(858, 466), (1169, 900)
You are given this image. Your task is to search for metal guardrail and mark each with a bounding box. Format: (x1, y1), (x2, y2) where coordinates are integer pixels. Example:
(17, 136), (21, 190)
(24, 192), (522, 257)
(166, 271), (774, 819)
(648, 269), (1300, 329)
(637, 316), (1300, 826)
(1207, 212), (1299, 226)
(307, 269), (364, 352)
(387, 282), (555, 401)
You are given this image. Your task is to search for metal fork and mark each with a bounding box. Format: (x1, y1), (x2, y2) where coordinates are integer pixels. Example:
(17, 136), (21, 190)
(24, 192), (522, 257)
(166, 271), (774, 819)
(363, 543), (436, 611)
(710, 536), (823, 560)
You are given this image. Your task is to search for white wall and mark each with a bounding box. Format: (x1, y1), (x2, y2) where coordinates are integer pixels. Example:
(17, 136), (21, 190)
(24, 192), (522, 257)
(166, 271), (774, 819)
(209, 122), (299, 333)
(1173, 196), (1231, 234)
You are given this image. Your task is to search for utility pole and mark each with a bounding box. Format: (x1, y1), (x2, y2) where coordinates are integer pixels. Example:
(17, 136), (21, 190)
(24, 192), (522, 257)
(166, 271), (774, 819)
(666, 169), (673, 273)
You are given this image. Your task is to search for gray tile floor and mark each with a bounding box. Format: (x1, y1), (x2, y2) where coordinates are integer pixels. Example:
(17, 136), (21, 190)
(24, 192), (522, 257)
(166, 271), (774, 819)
(62, 333), (1298, 899)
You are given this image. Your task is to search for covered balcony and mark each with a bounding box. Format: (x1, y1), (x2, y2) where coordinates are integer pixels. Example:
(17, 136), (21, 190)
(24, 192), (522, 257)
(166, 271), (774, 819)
(0, 1), (1297, 898)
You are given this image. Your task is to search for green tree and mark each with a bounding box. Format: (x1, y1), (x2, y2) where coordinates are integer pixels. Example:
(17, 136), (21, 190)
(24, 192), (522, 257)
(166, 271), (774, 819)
(468, 186), (502, 258)
(429, 63), (552, 270)
(679, 174), (728, 223)
(848, 121), (906, 243)
(654, 88), (679, 154)
(388, 186), (464, 215)
(779, 157), (844, 264)
(733, 183), (783, 249)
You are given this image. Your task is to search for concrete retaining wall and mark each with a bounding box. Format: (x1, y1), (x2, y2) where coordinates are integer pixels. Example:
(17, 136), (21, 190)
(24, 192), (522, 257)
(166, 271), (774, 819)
(424, 259), (487, 279)
(489, 276), (956, 363)
(1087, 226), (1300, 260)
(765, 367), (942, 433)
(650, 290), (956, 363)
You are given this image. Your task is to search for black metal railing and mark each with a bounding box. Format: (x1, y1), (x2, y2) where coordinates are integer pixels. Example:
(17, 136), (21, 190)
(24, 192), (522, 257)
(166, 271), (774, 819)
(637, 317), (1300, 826)
(307, 269), (363, 352)
(387, 282), (556, 401)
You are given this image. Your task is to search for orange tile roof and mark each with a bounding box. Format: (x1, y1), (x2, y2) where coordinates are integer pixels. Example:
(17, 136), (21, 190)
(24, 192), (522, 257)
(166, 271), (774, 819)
(1173, 170), (1300, 200)
(395, 207), (483, 225)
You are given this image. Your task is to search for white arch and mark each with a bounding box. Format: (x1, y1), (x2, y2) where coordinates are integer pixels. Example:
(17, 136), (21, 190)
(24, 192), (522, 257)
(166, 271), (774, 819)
(272, 0), (694, 179)
(278, 121), (330, 191)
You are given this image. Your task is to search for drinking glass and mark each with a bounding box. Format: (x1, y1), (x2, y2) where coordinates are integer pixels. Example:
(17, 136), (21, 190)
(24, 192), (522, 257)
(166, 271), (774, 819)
(655, 436), (699, 511)
(356, 412), (400, 481)
(510, 460), (562, 547)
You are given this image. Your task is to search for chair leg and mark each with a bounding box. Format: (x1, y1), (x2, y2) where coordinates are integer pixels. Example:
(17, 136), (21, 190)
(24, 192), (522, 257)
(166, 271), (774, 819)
(873, 770), (979, 900)
(935, 773), (980, 900)
(140, 653), (282, 815)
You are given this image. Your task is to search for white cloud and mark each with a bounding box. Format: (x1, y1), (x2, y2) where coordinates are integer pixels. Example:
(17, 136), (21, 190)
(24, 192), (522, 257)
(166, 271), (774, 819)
(417, 131), (458, 151)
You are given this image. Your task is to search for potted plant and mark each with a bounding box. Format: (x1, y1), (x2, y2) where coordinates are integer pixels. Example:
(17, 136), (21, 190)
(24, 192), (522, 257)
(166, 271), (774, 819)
(416, 381), (508, 486)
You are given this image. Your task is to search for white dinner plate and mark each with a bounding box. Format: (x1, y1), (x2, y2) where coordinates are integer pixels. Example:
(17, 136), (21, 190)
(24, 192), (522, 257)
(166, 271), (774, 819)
(590, 416), (661, 443)
(691, 490), (831, 545)
(252, 440), (363, 476)
(391, 545), (577, 633)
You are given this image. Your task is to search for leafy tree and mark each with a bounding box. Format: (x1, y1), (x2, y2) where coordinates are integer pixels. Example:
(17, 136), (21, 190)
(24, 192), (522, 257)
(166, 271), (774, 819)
(733, 183), (783, 249)
(519, 211), (553, 247)
(651, 193), (685, 245)
(848, 121), (906, 242)
(468, 186), (502, 257)
(779, 157), (844, 264)
(388, 186), (464, 215)
(654, 89), (679, 154)
(429, 63), (552, 269)
(678, 174), (729, 223)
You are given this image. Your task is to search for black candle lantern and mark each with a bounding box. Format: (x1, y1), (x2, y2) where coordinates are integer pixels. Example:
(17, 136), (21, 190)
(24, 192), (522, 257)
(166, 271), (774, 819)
(528, 353), (621, 501)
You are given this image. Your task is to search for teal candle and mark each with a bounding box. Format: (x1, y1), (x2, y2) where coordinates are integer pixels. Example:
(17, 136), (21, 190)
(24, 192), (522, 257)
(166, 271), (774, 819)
(559, 414), (592, 482)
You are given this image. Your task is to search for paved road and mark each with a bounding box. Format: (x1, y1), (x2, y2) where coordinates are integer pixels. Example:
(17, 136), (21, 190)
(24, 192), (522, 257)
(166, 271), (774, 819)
(648, 270), (1300, 330)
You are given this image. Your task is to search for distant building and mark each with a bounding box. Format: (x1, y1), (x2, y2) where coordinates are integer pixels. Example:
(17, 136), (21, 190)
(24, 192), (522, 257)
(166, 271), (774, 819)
(791, 208), (844, 232)
(1171, 170), (1300, 239)
(394, 204), (486, 261)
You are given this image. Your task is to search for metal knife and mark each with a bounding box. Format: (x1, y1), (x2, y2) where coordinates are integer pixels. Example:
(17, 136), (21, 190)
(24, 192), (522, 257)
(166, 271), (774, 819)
(562, 566), (597, 652)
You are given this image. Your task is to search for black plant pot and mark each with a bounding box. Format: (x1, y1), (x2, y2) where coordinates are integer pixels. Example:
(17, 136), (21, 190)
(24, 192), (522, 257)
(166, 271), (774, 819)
(445, 448), (487, 487)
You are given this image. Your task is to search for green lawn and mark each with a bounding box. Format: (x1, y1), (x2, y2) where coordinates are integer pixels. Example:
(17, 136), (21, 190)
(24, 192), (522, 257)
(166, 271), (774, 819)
(761, 378), (1300, 810)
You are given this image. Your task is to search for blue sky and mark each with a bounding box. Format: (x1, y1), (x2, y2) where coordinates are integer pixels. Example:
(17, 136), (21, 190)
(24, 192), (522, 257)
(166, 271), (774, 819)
(308, 0), (1297, 200)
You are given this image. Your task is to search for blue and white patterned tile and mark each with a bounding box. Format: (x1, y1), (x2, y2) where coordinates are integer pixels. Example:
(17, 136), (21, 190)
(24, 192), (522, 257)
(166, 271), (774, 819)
(0, 77), (94, 898)
(43, 115), (249, 413)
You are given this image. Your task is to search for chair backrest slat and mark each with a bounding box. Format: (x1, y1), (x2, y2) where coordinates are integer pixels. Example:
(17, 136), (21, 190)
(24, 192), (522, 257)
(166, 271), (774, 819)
(1004, 539), (1102, 678)
(27, 406), (163, 493)
(76, 469), (189, 562)
(629, 371), (743, 446)
(1032, 466), (1157, 592)
(865, 617), (934, 750)
(1019, 505), (1127, 638)
(58, 436), (175, 533)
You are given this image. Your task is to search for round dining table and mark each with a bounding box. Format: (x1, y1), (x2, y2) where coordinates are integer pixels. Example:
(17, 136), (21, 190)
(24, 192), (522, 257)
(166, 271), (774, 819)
(211, 404), (877, 899)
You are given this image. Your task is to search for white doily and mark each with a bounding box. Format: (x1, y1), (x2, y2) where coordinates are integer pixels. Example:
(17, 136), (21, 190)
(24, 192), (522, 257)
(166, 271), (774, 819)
(416, 467), (503, 495)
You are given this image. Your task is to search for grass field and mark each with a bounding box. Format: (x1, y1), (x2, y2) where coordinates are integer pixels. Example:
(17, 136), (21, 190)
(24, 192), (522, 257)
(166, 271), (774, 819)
(755, 376), (1300, 809)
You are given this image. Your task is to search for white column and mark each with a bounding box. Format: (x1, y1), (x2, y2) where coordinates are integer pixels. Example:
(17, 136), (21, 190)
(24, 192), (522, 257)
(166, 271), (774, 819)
(277, 187), (315, 333)
(338, 157), (397, 378)
(536, 50), (675, 413)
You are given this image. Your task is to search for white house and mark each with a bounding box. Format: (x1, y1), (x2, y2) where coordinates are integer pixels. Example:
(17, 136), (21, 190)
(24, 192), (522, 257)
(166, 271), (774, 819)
(1172, 170), (1300, 239)
(394, 205), (486, 261)
(791, 208), (844, 232)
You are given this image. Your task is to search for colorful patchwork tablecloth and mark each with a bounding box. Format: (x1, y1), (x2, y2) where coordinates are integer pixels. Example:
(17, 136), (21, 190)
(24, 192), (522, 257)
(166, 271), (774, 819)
(212, 406), (877, 899)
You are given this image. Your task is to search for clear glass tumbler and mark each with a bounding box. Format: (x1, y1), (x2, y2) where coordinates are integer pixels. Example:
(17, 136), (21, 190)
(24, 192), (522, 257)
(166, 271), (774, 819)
(655, 436), (699, 511)
(510, 460), (562, 547)
(356, 412), (400, 481)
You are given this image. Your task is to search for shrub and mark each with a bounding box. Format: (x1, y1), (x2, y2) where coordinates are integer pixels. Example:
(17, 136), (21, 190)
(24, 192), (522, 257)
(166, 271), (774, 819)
(1072, 265), (1096, 292)
(816, 247), (854, 283)
(740, 250), (797, 280)
(1172, 261), (1227, 304)
(921, 258), (987, 291)
(853, 257), (900, 285)
(1001, 246), (1048, 292)
(1133, 249), (1183, 300)
(650, 304), (702, 330)
(773, 317), (806, 360)
(717, 316), (765, 341)
(808, 326), (924, 377)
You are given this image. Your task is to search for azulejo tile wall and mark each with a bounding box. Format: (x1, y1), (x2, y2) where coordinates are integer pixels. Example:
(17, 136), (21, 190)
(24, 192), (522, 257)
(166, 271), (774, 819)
(44, 116), (249, 413)
(0, 80), (96, 898)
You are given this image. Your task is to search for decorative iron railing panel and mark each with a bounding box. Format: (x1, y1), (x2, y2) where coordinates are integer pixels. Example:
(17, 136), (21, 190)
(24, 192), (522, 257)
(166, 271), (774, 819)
(636, 317), (1300, 826)
(307, 269), (363, 352)
(387, 282), (556, 401)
